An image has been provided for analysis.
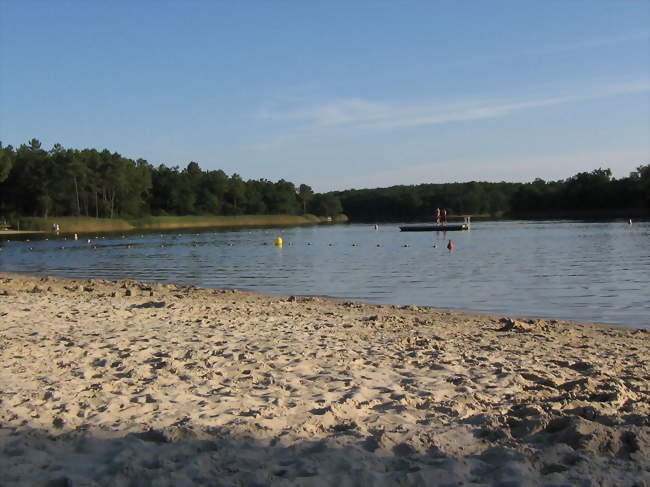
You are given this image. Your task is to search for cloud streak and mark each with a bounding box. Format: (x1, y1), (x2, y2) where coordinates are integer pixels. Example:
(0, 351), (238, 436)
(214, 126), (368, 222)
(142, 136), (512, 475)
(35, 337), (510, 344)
(258, 81), (650, 131)
(521, 32), (650, 58)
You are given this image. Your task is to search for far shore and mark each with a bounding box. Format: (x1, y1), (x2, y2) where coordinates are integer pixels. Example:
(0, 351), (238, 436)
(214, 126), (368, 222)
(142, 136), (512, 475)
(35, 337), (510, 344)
(1, 213), (349, 234)
(0, 229), (46, 235)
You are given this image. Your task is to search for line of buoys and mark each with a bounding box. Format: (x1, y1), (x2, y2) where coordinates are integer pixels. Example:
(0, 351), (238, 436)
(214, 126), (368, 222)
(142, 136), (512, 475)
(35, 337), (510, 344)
(11, 237), (464, 254)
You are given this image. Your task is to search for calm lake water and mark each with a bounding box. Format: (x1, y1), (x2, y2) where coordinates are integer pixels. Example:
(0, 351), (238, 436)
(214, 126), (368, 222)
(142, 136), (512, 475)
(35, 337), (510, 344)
(1, 220), (648, 327)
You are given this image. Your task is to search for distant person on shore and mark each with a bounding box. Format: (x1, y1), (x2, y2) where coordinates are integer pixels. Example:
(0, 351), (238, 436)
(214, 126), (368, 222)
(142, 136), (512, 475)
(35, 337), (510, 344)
(435, 208), (441, 225)
(442, 209), (447, 225)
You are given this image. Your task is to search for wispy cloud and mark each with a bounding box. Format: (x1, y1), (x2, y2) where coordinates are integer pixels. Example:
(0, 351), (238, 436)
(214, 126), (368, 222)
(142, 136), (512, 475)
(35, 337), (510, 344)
(450, 32), (650, 70)
(521, 32), (650, 58)
(257, 98), (389, 126)
(258, 81), (650, 131)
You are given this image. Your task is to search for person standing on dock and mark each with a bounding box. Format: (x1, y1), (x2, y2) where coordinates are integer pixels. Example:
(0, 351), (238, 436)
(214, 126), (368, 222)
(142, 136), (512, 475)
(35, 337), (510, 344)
(435, 208), (441, 225)
(442, 208), (447, 225)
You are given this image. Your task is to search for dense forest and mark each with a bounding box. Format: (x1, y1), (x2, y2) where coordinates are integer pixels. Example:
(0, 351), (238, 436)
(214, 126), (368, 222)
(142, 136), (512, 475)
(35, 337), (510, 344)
(0, 139), (342, 220)
(333, 165), (649, 221)
(0, 139), (647, 222)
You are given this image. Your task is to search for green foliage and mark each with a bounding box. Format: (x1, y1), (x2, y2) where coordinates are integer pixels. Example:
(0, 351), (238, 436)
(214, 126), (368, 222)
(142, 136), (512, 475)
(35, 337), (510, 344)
(509, 166), (648, 216)
(1, 138), (645, 222)
(330, 166), (649, 221)
(297, 184), (314, 214)
(0, 139), (309, 220)
(308, 194), (343, 217)
(0, 146), (13, 183)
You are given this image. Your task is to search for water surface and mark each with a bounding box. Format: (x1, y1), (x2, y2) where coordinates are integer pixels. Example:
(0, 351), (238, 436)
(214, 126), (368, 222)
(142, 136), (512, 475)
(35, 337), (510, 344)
(1, 220), (648, 327)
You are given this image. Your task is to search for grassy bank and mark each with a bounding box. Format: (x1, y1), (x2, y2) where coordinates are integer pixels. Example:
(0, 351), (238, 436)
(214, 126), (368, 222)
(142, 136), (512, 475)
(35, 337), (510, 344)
(7, 214), (348, 233)
(8, 217), (135, 233)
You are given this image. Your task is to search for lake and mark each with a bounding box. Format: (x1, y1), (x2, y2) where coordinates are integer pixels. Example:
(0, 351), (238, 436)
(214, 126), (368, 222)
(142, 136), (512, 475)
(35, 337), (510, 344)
(1, 220), (648, 327)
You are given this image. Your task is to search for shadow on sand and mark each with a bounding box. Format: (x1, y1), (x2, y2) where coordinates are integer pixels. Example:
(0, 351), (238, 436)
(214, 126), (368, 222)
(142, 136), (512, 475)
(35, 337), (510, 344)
(1, 419), (647, 487)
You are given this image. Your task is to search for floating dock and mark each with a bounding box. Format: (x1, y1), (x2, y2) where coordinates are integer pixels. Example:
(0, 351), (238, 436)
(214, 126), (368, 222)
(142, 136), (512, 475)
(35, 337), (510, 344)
(399, 216), (471, 232)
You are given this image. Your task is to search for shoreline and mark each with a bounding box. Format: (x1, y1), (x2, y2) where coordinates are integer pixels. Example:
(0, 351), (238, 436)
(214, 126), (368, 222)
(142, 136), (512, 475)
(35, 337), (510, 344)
(0, 272), (648, 485)
(1, 214), (349, 234)
(0, 269), (644, 330)
(0, 229), (46, 235)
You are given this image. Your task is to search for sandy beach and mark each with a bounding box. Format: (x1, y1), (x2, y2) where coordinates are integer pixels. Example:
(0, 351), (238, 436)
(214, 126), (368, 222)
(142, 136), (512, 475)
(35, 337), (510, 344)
(0, 272), (648, 486)
(0, 230), (46, 235)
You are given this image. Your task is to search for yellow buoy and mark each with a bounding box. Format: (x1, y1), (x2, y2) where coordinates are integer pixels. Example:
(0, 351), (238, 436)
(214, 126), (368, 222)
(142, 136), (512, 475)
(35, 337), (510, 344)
(274, 237), (283, 247)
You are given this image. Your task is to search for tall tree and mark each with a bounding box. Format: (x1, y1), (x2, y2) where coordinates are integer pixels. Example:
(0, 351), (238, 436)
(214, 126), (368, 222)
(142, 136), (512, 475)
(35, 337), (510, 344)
(227, 173), (246, 214)
(0, 147), (13, 183)
(297, 184), (314, 214)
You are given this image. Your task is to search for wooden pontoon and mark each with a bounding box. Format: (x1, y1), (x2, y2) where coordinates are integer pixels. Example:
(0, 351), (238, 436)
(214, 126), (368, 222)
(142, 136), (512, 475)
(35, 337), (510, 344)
(400, 216), (471, 232)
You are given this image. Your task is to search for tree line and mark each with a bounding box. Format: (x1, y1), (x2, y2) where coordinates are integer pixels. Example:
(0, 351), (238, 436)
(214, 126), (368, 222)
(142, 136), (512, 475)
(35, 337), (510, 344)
(331, 166), (649, 221)
(0, 139), (647, 222)
(0, 139), (342, 219)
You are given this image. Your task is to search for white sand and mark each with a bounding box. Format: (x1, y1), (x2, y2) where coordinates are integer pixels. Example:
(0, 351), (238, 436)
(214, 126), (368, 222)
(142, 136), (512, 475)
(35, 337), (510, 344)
(0, 273), (648, 486)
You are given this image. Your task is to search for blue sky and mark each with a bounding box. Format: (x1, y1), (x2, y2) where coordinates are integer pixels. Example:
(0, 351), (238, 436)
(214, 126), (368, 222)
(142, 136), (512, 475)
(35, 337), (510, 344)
(1, 1), (648, 192)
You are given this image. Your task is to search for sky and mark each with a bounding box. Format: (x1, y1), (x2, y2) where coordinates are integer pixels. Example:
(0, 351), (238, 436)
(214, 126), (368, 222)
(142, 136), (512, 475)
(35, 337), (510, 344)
(1, 1), (649, 192)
